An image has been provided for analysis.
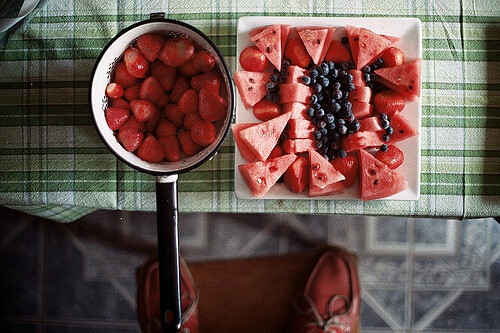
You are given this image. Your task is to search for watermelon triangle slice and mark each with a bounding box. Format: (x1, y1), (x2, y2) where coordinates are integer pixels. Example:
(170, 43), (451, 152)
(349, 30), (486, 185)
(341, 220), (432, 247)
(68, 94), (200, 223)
(297, 28), (330, 65)
(250, 25), (282, 71)
(238, 153), (297, 198)
(345, 25), (361, 66)
(387, 111), (419, 144)
(358, 149), (408, 200)
(239, 112), (292, 161)
(234, 70), (270, 109)
(231, 123), (258, 162)
(308, 149), (345, 197)
(374, 58), (422, 101)
(356, 27), (392, 70)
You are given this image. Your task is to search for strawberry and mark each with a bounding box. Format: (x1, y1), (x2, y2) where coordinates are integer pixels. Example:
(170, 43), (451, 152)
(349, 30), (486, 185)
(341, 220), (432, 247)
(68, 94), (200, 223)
(144, 108), (161, 133)
(192, 50), (216, 73)
(119, 116), (146, 133)
(324, 40), (351, 63)
(375, 144), (404, 169)
(330, 153), (359, 188)
(118, 128), (144, 152)
(106, 82), (124, 99)
(199, 87), (227, 122)
(140, 76), (165, 104)
(380, 46), (405, 67)
(283, 155), (309, 193)
(156, 93), (170, 109)
(155, 118), (178, 138)
(113, 61), (138, 89)
(178, 89), (199, 114)
(123, 83), (141, 101)
(158, 136), (181, 162)
(137, 134), (165, 163)
(284, 37), (311, 68)
(373, 90), (406, 117)
(190, 121), (216, 146)
(158, 36), (195, 67)
(137, 33), (164, 62)
(252, 99), (281, 121)
(178, 131), (202, 157)
(268, 145), (284, 159)
(169, 76), (191, 103)
(150, 60), (178, 91)
(183, 112), (202, 130)
(105, 107), (129, 131)
(179, 58), (200, 76)
(111, 97), (130, 110)
(130, 99), (156, 122)
(164, 104), (185, 128)
(123, 47), (149, 78)
(191, 70), (220, 93)
(239, 46), (269, 72)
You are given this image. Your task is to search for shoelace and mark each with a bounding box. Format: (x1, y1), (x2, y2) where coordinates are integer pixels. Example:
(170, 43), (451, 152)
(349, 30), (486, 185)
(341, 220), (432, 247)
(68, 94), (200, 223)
(294, 294), (352, 333)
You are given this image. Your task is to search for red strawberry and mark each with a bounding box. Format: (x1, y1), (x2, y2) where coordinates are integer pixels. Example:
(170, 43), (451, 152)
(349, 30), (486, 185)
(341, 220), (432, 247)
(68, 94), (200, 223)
(330, 153), (359, 188)
(380, 47), (405, 68)
(191, 70), (221, 93)
(158, 36), (195, 67)
(190, 121), (216, 146)
(140, 76), (165, 104)
(137, 33), (164, 62)
(158, 136), (181, 162)
(192, 50), (216, 73)
(123, 47), (149, 78)
(178, 89), (199, 114)
(123, 83), (141, 101)
(130, 99), (156, 122)
(373, 90), (406, 117)
(375, 144), (404, 169)
(284, 37), (311, 68)
(169, 76), (191, 103)
(324, 40), (351, 63)
(156, 94), (169, 109)
(118, 128), (144, 152)
(111, 97), (130, 110)
(283, 155), (309, 193)
(164, 104), (185, 128)
(137, 135), (165, 163)
(179, 58), (200, 76)
(199, 87), (227, 122)
(178, 131), (202, 157)
(105, 107), (129, 131)
(239, 46), (269, 72)
(252, 99), (281, 121)
(119, 116), (146, 133)
(113, 61), (138, 89)
(268, 145), (284, 159)
(150, 60), (178, 91)
(144, 108), (161, 133)
(155, 118), (178, 138)
(106, 82), (124, 99)
(183, 112), (202, 130)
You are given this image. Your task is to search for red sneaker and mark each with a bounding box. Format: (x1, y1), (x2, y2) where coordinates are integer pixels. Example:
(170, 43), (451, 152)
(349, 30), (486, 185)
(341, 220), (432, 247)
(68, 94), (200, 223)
(137, 257), (200, 333)
(291, 247), (360, 333)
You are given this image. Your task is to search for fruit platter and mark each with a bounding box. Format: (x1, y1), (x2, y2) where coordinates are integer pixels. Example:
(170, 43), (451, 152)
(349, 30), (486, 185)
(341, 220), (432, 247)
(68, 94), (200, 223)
(234, 16), (422, 200)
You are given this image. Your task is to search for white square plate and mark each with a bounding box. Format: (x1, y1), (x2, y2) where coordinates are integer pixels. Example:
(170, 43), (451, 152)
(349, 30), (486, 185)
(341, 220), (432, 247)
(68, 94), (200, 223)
(234, 16), (422, 200)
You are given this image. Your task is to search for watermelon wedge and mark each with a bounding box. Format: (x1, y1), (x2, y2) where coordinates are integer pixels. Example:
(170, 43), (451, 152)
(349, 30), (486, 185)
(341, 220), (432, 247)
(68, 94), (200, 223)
(250, 25), (282, 71)
(351, 101), (373, 119)
(298, 28), (330, 65)
(346, 69), (365, 88)
(356, 27), (392, 70)
(319, 27), (337, 63)
(288, 118), (315, 139)
(231, 123), (258, 162)
(282, 138), (315, 154)
(234, 70), (270, 109)
(342, 131), (384, 153)
(324, 39), (351, 63)
(348, 86), (372, 103)
(239, 112), (291, 161)
(358, 149), (408, 200)
(238, 153), (297, 198)
(278, 83), (313, 104)
(387, 111), (418, 144)
(282, 102), (308, 119)
(374, 58), (422, 101)
(308, 149), (345, 197)
(249, 24), (291, 56)
(358, 116), (384, 132)
(345, 25), (361, 66)
(286, 65), (308, 83)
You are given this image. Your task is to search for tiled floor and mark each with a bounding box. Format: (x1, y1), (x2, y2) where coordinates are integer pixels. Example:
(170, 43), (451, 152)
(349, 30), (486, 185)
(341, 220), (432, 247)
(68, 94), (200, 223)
(0, 206), (498, 332)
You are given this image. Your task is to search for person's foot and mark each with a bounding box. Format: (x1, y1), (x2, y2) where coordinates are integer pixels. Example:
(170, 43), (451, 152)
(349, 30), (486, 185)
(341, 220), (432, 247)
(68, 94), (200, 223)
(137, 257), (199, 333)
(290, 247), (360, 333)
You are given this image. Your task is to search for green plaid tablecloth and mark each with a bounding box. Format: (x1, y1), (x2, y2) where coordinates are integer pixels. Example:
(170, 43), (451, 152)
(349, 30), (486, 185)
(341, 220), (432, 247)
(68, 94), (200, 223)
(0, 0), (498, 222)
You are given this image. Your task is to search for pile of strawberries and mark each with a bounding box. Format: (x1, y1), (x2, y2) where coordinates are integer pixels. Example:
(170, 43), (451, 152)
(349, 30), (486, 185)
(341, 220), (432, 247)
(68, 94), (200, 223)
(104, 33), (228, 163)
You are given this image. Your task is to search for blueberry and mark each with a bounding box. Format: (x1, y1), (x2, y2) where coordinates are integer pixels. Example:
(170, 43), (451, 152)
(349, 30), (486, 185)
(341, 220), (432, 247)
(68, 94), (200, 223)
(337, 149), (347, 158)
(320, 62), (329, 75)
(273, 93), (281, 103)
(348, 83), (355, 91)
(265, 92), (274, 100)
(376, 57), (384, 65)
(330, 69), (339, 78)
(348, 61), (355, 69)
(333, 103), (341, 112)
(314, 83), (322, 93)
(380, 119), (390, 129)
(336, 118), (345, 126)
(310, 94), (318, 104)
(333, 90), (342, 100)
(315, 140), (323, 148)
(313, 103), (322, 110)
(386, 126), (394, 135)
(328, 61), (336, 70)
(346, 73), (354, 82)
(327, 149), (336, 159)
(317, 93), (324, 102)
(320, 77), (330, 87)
(310, 68), (319, 77)
(346, 114), (356, 123)
(306, 107), (315, 118)
(349, 120), (361, 132)
(266, 82), (276, 91)
(318, 120), (327, 128)
(282, 58), (290, 67)
(320, 145), (329, 154)
(320, 127), (328, 136)
(370, 63), (379, 71)
(314, 131), (322, 140)
(301, 75), (311, 85)
(270, 73), (279, 82)
(325, 113), (335, 123)
(363, 65), (371, 73)
(326, 122), (336, 131)
(315, 108), (325, 118)
(363, 73), (371, 82)
(333, 82), (341, 90)
(338, 125), (348, 135)
(330, 141), (340, 150)
(342, 91), (349, 100)
(330, 132), (340, 142)
(341, 62), (349, 70)
(382, 134), (391, 141)
(380, 144), (389, 152)
(380, 113), (388, 121)
(342, 108), (352, 117)
(339, 70), (347, 78)
(344, 101), (352, 109)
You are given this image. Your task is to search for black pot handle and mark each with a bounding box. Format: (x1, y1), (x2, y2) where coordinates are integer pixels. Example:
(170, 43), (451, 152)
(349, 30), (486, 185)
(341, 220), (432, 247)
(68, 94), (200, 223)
(156, 175), (182, 333)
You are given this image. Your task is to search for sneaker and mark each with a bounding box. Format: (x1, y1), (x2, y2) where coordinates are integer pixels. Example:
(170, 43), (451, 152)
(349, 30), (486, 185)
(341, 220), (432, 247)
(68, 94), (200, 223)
(137, 257), (200, 333)
(290, 247), (360, 333)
